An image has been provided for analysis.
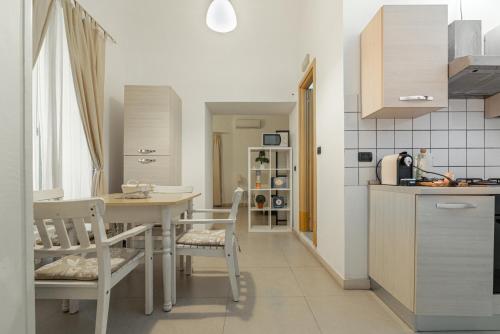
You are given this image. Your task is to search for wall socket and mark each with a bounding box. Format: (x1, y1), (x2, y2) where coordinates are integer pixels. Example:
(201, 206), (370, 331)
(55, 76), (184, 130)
(358, 152), (373, 162)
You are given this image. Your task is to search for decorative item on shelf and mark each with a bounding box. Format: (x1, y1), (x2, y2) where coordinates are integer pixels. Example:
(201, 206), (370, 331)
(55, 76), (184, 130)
(255, 171), (262, 189)
(272, 195), (286, 209)
(271, 176), (288, 189)
(255, 150), (269, 169)
(255, 194), (266, 209)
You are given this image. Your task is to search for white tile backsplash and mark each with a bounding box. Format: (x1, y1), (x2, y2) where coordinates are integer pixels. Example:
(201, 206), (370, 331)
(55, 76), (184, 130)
(467, 111), (485, 129)
(344, 98), (500, 184)
(486, 130), (500, 147)
(449, 99), (466, 111)
(449, 149), (466, 166)
(377, 119), (394, 130)
(413, 114), (431, 130)
(431, 112), (448, 130)
(467, 99), (484, 112)
(395, 119), (413, 130)
(344, 113), (358, 131)
(449, 130), (466, 148)
(377, 131), (394, 148)
(466, 130), (485, 148)
(467, 149), (485, 166)
(431, 131), (448, 148)
(449, 112), (466, 129)
(413, 131), (430, 148)
(344, 149), (358, 167)
(395, 131), (412, 148)
(359, 131), (376, 149)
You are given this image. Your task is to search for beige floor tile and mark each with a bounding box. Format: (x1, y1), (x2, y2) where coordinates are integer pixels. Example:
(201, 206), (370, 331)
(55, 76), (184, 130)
(307, 294), (413, 334)
(292, 267), (365, 297)
(283, 246), (322, 267)
(224, 296), (321, 334)
(238, 267), (303, 297)
(176, 270), (230, 298)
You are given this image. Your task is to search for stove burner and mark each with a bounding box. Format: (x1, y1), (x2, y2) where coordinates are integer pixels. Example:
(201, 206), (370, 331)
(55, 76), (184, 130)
(456, 178), (500, 186)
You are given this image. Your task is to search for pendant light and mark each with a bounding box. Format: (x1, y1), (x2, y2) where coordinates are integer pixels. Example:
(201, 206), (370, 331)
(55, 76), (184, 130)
(206, 0), (237, 33)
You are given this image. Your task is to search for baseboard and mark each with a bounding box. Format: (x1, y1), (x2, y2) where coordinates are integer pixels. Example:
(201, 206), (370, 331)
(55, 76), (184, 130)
(293, 230), (370, 290)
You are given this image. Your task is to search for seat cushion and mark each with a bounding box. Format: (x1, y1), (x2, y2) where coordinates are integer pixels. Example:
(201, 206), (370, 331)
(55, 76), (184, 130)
(176, 229), (225, 247)
(35, 248), (141, 281)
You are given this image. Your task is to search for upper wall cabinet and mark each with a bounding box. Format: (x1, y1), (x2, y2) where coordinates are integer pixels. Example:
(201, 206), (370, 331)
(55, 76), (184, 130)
(361, 5), (448, 119)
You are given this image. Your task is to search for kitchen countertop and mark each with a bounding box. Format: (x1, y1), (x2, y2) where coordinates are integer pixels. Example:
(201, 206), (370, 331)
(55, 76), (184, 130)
(369, 184), (500, 195)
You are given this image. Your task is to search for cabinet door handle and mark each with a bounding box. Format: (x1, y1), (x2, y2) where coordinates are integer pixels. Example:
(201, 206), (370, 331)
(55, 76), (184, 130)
(436, 203), (477, 209)
(138, 158), (156, 164)
(138, 148), (156, 154)
(399, 95), (434, 101)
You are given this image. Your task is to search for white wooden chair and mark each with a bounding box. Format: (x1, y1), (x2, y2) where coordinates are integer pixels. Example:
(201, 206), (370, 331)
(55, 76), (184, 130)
(34, 198), (153, 334)
(174, 187), (244, 302)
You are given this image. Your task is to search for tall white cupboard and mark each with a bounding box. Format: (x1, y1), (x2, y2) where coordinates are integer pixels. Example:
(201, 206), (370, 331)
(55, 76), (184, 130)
(123, 85), (182, 185)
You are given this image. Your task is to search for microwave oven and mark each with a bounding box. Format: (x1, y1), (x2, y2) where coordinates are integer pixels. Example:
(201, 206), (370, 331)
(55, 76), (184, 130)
(262, 131), (289, 147)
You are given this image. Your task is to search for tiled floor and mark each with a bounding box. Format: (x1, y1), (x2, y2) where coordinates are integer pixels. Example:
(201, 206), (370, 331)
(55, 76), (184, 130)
(36, 208), (413, 334)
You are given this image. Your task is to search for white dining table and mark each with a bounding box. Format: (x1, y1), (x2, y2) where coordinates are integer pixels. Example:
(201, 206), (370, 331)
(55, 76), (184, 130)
(101, 192), (201, 311)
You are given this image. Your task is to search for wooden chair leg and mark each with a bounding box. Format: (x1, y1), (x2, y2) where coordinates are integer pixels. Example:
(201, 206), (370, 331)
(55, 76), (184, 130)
(185, 255), (192, 275)
(145, 229), (153, 315)
(225, 249), (239, 302)
(233, 241), (240, 277)
(95, 290), (110, 334)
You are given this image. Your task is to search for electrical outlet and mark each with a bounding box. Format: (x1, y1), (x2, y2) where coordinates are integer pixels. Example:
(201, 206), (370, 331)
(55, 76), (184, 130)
(317, 146), (322, 155)
(358, 152), (373, 162)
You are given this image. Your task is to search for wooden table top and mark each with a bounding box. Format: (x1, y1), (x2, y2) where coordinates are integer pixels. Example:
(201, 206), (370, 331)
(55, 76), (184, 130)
(101, 192), (201, 206)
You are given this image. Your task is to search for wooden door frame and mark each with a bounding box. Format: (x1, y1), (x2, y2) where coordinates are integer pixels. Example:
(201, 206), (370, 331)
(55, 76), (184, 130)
(298, 59), (317, 246)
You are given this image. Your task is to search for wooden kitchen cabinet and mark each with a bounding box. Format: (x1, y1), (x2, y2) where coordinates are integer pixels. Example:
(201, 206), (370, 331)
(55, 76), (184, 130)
(415, 195), (494, 316)
(124, 85), (182, 185)
(361, 5), (448, 119)
(369, 187), (495, 319)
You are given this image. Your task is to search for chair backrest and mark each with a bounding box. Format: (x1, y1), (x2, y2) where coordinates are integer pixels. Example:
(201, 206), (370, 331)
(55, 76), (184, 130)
(153, 185), (194, 194)
(33, 188), (64, 201)
(229, 188), (244, 220)
(33, 198), (106, 257)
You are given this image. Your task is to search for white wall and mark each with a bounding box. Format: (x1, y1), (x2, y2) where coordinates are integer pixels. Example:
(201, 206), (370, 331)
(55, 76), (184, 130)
(343, 0), (500, 280)
(78, 0), (300, 208)
(0, 0), (34, 332)
(294, 0), (345, 276)
(212, 114), (289, 204)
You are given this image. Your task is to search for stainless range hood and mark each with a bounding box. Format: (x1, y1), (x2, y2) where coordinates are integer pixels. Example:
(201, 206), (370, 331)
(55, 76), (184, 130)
(449, 55), (500, 98)
(448, 21), (500, 117)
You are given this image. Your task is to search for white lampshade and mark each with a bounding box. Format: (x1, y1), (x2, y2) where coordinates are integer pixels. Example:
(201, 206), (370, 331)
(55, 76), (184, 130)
(206, 0), (237, 33)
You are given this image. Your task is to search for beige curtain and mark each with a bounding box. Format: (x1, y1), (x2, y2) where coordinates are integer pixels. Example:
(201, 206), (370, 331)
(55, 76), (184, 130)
(213, 134), (223, 206)
(32, 0), (55, 65)
(62, 0), (106, 195)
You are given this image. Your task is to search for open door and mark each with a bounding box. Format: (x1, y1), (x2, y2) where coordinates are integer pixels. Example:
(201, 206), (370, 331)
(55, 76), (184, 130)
(298, 59), (317, 246)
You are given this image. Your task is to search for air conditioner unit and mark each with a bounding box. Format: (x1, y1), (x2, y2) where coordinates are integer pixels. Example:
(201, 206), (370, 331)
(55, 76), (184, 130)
(235, 119), (262, 129)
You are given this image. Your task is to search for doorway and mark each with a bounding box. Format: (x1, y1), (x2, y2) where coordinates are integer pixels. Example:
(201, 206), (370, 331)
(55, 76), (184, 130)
(298, 59), (317, 246)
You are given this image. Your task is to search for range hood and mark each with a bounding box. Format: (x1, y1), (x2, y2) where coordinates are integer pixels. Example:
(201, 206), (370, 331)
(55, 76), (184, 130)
(449, 55), (500, 98)
(448, 21), (500, 117)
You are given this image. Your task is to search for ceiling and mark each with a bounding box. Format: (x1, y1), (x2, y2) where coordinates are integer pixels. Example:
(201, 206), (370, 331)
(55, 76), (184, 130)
(206, 102), (296, 115)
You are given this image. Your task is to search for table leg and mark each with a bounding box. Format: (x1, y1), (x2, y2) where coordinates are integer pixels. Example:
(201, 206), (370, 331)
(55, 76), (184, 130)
(161, 207), (172, 312)
(186, 200), (194, 275)
(171, 217), (177, 306)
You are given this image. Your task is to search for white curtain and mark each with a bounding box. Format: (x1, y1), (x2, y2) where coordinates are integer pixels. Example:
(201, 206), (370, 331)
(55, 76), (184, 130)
(32, 3), (92, 199)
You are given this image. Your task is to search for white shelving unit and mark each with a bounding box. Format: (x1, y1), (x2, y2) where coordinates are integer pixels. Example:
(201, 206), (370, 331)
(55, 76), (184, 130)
(247, 147), (292, 232)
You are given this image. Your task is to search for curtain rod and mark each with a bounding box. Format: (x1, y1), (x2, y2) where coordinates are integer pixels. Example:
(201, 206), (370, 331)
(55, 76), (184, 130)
(64, 0), (117, 44)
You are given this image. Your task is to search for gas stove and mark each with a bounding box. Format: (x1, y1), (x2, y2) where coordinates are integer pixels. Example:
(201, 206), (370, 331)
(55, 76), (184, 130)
(456, 178), (500, 186)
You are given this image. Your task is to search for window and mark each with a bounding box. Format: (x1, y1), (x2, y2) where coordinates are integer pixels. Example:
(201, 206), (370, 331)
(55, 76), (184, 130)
(32, 4), (92, 199)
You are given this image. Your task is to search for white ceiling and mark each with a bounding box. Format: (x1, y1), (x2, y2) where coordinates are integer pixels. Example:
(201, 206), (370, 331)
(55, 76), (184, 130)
(206, 102), (296, 115)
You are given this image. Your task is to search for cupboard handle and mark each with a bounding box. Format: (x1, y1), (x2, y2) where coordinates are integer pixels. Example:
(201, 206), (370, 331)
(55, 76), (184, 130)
(436, 203), (477, 209)
(138, 149), (156, 154)
(399, 95), (434, 101)
(138, 158), (156, 164)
